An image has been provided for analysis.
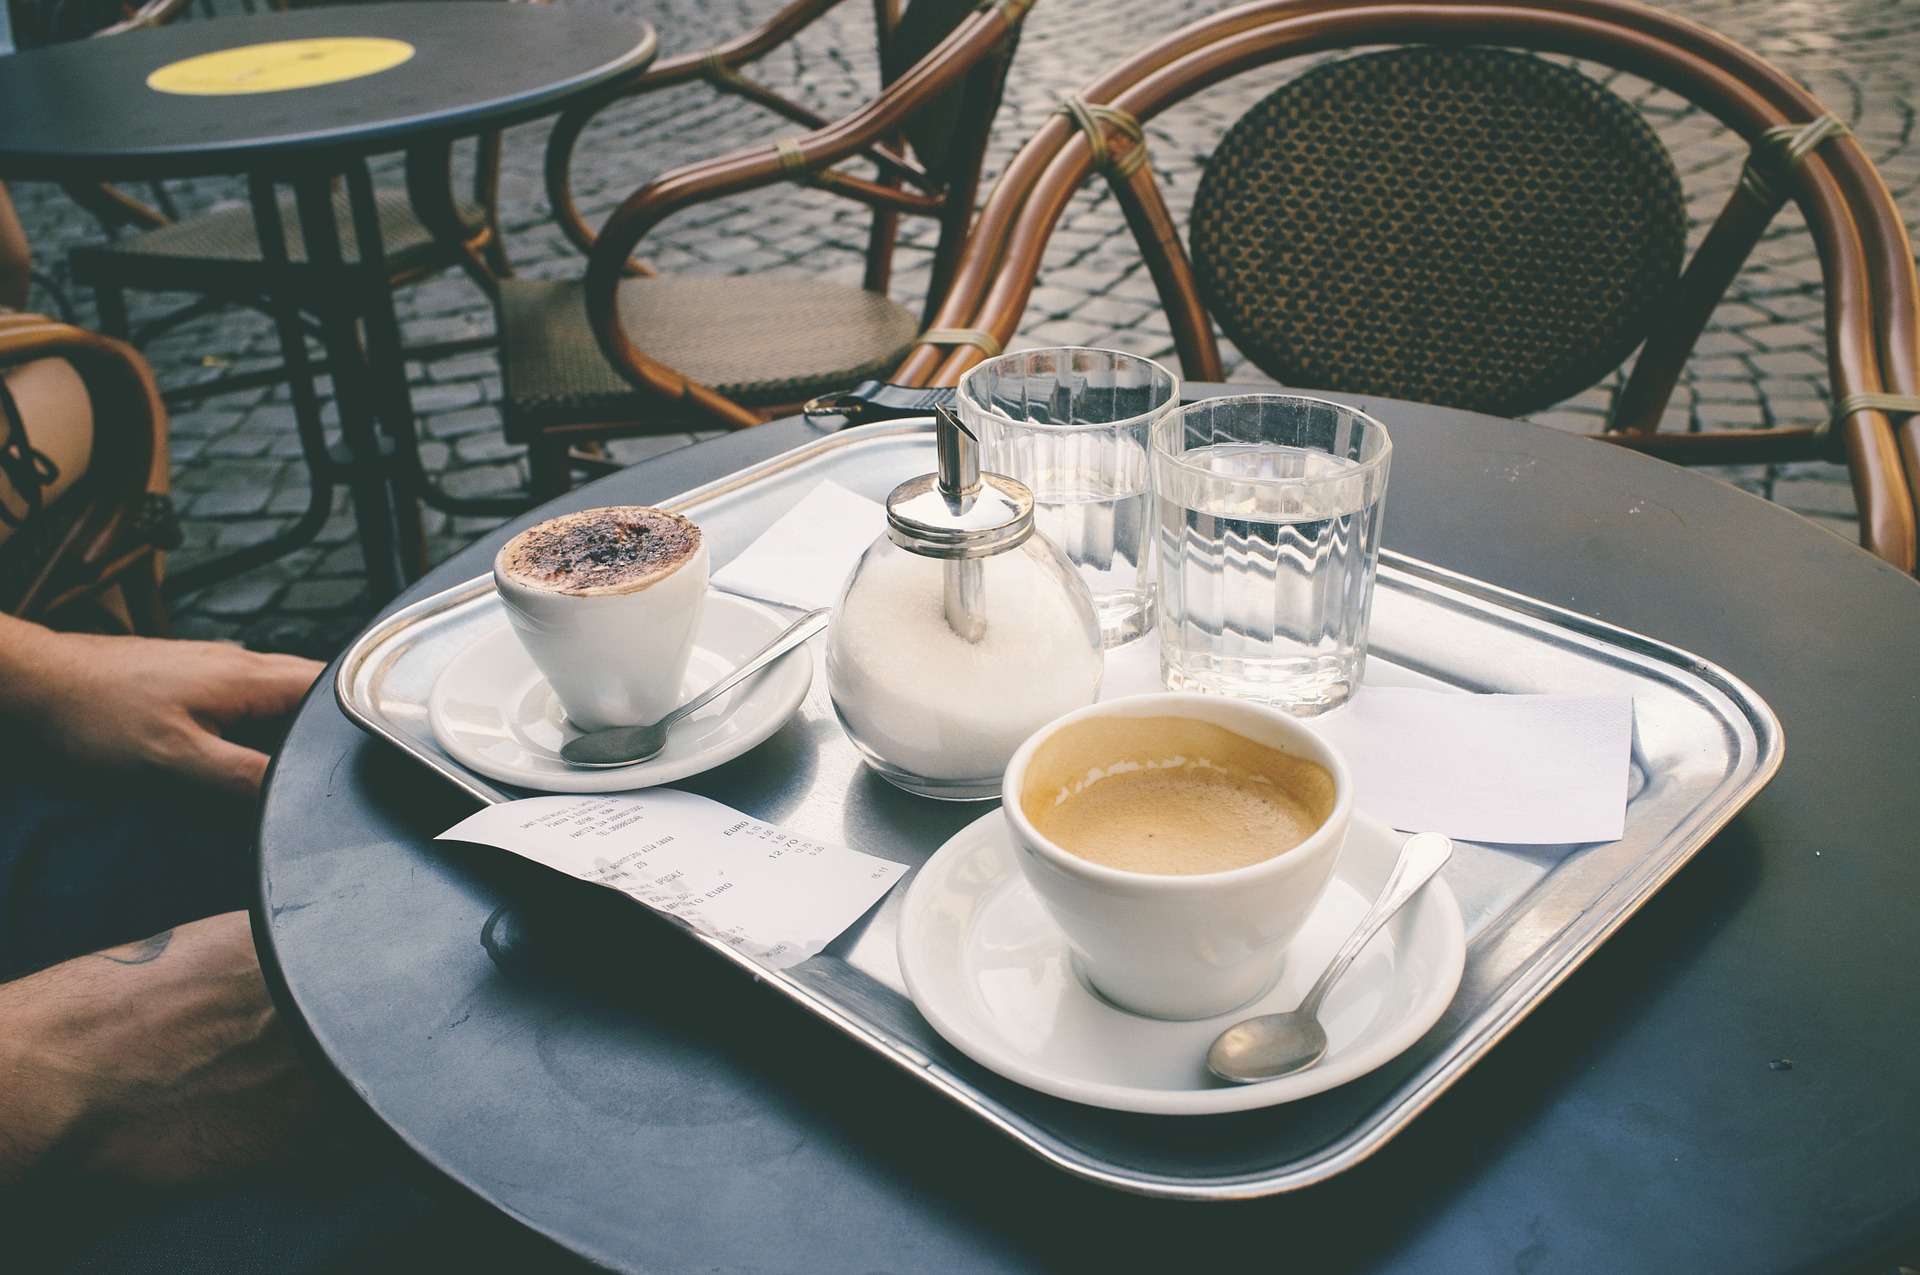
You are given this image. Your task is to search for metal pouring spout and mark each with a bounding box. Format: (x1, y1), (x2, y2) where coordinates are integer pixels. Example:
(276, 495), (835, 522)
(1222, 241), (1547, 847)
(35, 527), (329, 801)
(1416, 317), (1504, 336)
(934, 406), (987, 644)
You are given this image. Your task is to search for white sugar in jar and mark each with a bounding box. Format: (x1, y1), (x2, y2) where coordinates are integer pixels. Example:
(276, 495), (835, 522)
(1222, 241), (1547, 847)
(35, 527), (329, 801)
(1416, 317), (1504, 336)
(826, 413), (1103, 801)
(827, 541), (1102, 799)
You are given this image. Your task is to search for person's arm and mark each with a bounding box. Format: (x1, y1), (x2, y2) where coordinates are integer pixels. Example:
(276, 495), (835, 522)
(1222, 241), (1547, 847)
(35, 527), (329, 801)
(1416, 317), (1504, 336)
(0, 912), (329, 1188)
(0, 614), (324, 796)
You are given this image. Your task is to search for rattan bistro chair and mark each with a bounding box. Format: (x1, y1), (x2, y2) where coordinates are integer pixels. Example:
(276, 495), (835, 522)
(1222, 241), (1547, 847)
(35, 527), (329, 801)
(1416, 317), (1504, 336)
(0, 311), (175, 634)
(898, 0), (1920, 572)
(498, 0), (1032, 495)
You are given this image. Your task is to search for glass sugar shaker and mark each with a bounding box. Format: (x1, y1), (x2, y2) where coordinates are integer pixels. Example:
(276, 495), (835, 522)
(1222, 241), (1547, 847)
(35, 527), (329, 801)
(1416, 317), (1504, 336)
(827, 407), (1102, 800)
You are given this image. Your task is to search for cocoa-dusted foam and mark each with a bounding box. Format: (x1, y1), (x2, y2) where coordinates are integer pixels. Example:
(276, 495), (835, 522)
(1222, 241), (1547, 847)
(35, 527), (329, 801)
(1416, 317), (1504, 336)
(1020, 716), (1336, 875)
(498, 507), (701, 596)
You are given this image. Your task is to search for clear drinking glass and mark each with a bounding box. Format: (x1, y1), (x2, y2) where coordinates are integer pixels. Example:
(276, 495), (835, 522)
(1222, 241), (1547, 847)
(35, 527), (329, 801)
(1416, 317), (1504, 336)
(1151, 394), (1392, 716)
(958, 347), (1179, 647)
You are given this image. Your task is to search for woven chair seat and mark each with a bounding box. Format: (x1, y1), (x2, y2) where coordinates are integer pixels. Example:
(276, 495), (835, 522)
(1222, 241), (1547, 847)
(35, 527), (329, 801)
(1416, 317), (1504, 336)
(498, 274), (921, 433)
(1189, 47), (1688, 418)
(71, 188), (484, 275)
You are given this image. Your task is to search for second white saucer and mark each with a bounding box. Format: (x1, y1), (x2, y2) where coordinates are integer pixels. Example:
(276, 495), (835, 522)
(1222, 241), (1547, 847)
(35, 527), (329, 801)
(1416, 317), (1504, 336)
(428, 590), (814, 793)
(897, 808), (1466, 1115)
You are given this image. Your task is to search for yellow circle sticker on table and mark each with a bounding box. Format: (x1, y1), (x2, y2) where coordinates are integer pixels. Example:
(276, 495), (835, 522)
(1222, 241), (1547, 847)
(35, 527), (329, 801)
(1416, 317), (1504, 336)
(146, 38), (415, 96)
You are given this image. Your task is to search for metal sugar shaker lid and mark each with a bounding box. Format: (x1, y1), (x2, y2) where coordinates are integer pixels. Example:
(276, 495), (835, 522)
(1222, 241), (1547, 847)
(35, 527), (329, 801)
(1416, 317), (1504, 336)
(885, 406), (1034, 560)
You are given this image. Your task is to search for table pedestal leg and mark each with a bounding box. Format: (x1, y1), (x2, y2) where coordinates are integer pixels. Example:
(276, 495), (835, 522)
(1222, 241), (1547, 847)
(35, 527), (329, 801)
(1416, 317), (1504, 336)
(277, 170), (405, 603)
(342, 160), (429, 580)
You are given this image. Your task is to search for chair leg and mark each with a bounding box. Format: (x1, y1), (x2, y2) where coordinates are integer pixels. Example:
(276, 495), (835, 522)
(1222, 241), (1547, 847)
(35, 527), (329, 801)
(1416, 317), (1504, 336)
(393, 485), (428, 582)
(118, 556), (171, 637)
(480, 225), (512, 280)
(527, 433), (573, 500)
(567, 441), (623, 480)
(94, 282), (131, 340)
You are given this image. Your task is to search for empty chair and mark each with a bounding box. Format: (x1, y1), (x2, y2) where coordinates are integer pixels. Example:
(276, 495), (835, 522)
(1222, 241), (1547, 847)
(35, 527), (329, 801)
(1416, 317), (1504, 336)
(897, 0), (1920, 571)
(0, 310), (176, 633)
(498, 0), (1033, 495)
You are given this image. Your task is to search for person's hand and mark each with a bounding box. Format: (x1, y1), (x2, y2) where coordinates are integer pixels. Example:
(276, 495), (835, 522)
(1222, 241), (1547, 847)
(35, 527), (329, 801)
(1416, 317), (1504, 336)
(3, 623), (323, 797)
(0, 912), (336, 1188)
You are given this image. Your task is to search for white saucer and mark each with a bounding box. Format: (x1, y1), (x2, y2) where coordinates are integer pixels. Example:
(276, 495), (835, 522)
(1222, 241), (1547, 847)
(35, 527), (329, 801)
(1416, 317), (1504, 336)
(428, 591), (814, 793)
(897, 809), (1465, 1115)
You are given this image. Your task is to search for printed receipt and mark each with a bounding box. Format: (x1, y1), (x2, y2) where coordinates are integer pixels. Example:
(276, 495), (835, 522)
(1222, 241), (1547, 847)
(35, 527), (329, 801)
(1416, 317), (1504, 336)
(438, 790), (908, 970)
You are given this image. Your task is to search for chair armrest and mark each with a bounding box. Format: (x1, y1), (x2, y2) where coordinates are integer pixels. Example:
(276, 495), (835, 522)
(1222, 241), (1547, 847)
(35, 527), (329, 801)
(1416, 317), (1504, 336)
(543, 0), (847, 259)
(95, 0), (190, 36)
(57, 181), (168, 233)
(580, 0), (1033, 411)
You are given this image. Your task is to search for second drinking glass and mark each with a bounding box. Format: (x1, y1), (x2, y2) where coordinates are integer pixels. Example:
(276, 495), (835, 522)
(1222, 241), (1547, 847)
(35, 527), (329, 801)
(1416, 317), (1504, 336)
(957, 347), (1179, 648)
(1151, 394), (1392, 717)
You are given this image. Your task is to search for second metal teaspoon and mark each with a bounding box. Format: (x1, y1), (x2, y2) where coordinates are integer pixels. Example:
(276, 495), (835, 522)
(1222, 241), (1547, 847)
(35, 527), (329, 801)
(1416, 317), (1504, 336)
(560, 608), (830, 768)
(1207, 831), (1455, 1084)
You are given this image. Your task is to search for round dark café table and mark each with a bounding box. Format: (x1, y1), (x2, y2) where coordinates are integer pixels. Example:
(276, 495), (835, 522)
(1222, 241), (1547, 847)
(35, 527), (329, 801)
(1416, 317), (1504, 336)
(257, 395), (1920, 1274)
(0, 2), (660, 603)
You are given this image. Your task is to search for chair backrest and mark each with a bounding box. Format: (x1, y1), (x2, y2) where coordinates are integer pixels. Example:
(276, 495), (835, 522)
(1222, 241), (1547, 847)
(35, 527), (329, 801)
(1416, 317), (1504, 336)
(899, 0), (1920, 573)
(1188, 45), (1687, 418)
(573, 0), (1034, 430)
(883, 0), (1021, 188)
(549, 0), (1020, 271)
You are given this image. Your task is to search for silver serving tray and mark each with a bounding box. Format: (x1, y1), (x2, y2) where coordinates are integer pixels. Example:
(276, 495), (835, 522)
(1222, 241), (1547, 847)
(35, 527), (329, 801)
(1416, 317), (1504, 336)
(335, 420), (1782, 1199)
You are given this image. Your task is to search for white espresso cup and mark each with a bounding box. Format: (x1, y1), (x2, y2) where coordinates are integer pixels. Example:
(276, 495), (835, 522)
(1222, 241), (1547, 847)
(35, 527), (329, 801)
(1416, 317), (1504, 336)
(1002, 692), (1352, 1020)
(492, 506), (709, 732)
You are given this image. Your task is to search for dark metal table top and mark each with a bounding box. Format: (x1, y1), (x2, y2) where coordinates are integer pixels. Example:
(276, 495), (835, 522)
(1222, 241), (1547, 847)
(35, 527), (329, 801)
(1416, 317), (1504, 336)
(255, 397), (1920, 1273)
(0, 1), (658, 180)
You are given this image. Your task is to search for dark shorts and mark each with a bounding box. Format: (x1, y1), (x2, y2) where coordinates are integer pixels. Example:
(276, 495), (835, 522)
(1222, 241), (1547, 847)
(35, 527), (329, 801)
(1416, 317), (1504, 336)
(0, 760), (252, 980)
(0, 759), (571, 1274)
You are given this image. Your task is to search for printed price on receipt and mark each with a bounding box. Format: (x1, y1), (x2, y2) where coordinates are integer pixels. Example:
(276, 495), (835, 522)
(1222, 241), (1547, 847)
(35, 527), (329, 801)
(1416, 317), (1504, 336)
(439, 791), (909, 970)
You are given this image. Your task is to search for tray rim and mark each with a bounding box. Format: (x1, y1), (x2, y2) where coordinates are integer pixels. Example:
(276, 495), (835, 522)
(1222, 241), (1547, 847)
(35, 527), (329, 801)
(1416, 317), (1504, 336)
(331, 419), (1785, 1200)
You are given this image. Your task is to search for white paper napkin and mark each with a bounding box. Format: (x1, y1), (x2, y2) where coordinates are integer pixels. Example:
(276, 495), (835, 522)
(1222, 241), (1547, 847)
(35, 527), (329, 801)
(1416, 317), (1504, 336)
(1104, 642), (1632, 844)
(710, 481), (1634, 846)
(1098, 632), (1169, 701)
(1307, 687), (1633, 845)
(710, 479), (885, 611)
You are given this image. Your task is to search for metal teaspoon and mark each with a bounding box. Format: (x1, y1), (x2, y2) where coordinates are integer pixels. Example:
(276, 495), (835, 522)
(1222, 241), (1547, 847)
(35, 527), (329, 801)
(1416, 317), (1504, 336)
(559, 607), (830, 768)
(1207, 831), (1455, 1084)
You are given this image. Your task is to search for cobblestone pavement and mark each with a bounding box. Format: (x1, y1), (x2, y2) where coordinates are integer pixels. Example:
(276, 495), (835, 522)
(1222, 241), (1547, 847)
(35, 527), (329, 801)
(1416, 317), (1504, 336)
(8, 0), (1916, 656)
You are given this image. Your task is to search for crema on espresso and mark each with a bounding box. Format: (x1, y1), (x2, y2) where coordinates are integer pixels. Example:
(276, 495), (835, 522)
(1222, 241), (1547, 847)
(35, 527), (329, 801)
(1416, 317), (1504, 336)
(497, 507), (701, 596)
(1019, 716), (1336, 875)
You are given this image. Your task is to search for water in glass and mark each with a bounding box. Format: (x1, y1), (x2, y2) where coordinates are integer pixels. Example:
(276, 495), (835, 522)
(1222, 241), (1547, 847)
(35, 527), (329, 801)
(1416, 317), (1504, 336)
(1153, 400), (1390, 715)
(959, 347), (1178, 648)
(997, 434), (1154, 646)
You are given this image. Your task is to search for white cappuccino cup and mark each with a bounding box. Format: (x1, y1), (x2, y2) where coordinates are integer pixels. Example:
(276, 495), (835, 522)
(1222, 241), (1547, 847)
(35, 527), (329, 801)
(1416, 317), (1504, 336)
(492, 506), (709, 732)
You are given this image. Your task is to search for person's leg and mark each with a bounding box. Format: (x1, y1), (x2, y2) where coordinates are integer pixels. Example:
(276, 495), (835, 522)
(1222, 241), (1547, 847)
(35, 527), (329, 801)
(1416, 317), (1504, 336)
(0, 756), (252, 981)
(0, 762), (580, 1273)
(4, 1154), (583, 1275)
